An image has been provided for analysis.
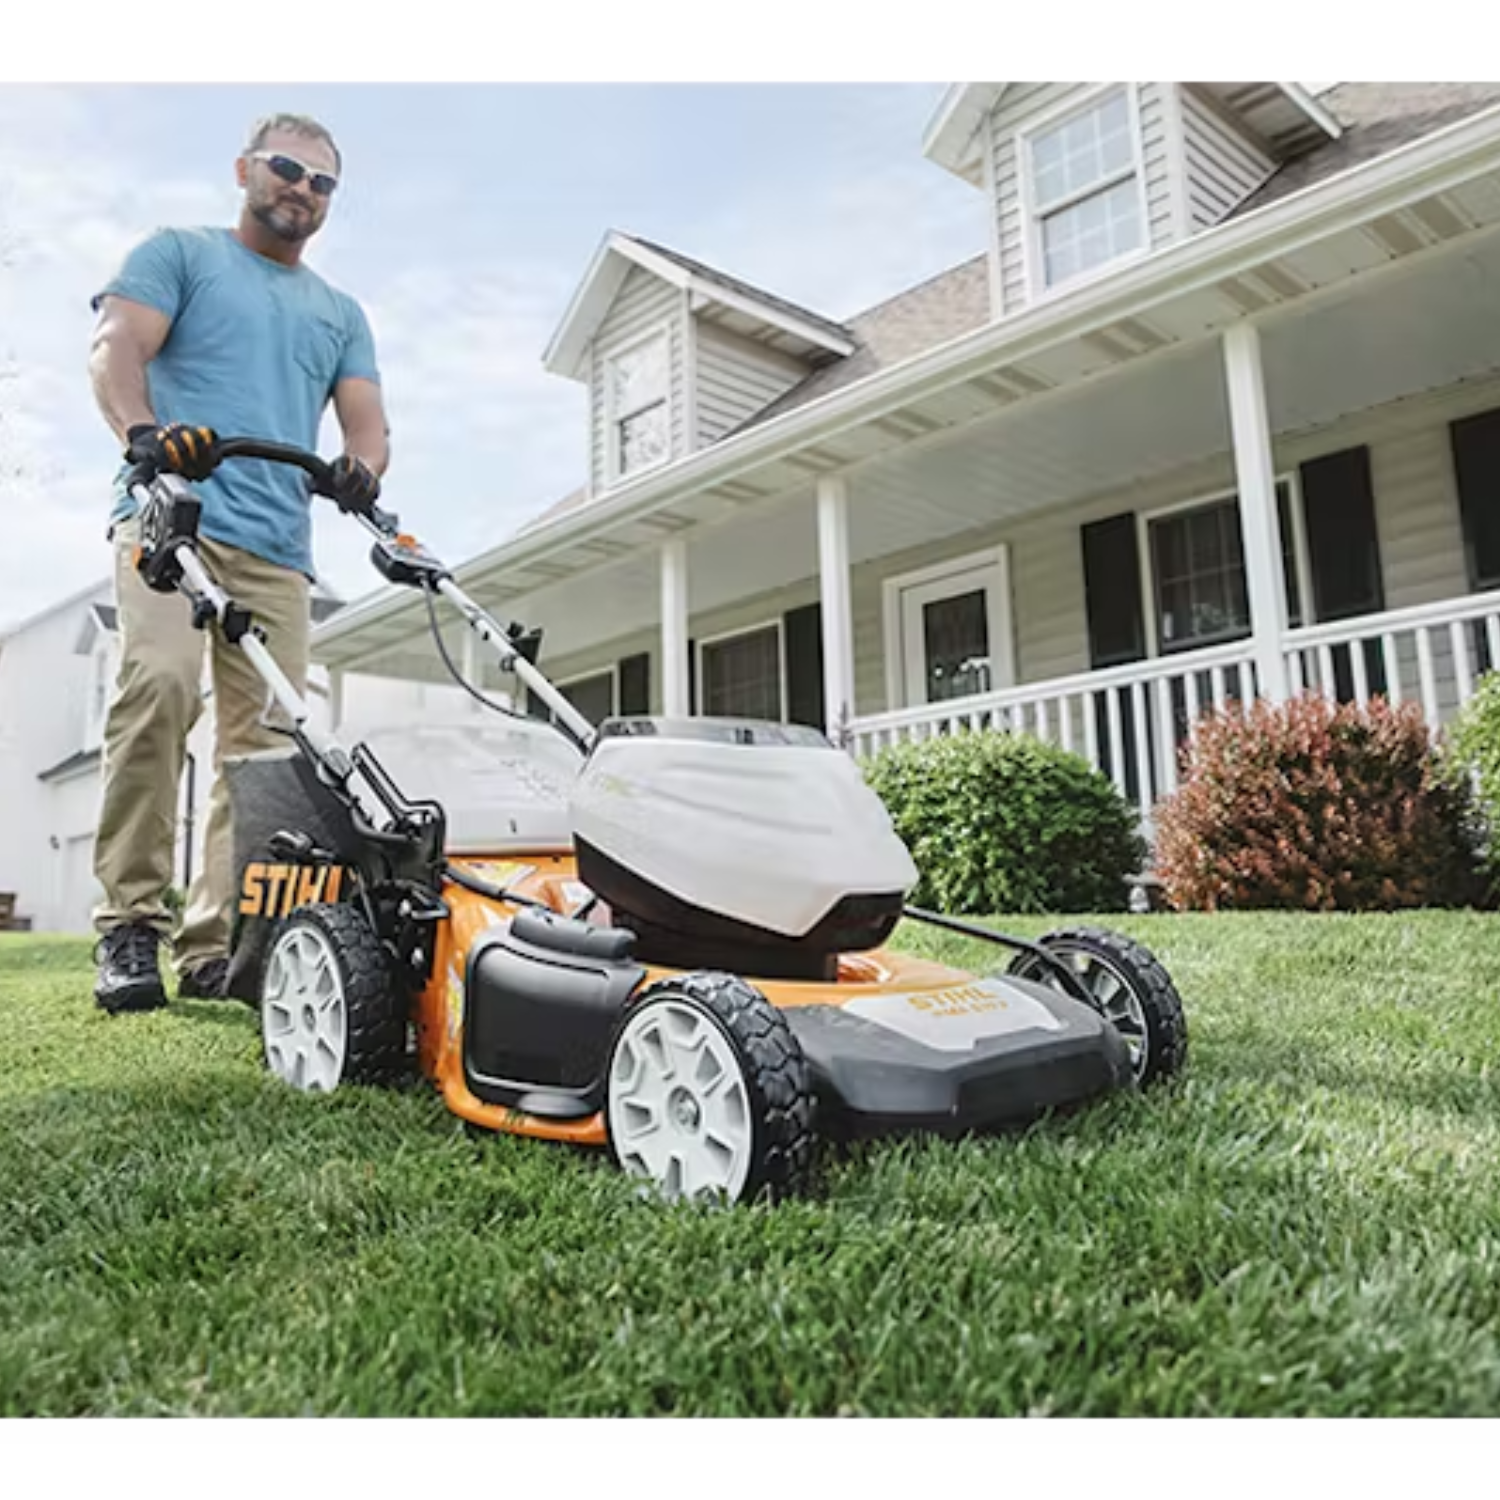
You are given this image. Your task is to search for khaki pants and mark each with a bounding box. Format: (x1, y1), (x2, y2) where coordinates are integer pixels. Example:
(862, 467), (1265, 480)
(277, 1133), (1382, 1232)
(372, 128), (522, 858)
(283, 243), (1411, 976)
(92, 516), (310, 973)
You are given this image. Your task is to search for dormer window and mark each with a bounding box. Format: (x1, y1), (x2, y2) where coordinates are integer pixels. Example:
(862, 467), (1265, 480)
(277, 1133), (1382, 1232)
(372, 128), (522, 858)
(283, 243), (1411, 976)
(1025, 87), (1144, 291)
(609, 331), (669, 480)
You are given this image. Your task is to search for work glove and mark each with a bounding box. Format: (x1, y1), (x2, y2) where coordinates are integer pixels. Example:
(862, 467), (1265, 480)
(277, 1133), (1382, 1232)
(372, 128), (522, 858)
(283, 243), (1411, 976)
(125, 422), (220, 481)
(318, 453), (382, 516)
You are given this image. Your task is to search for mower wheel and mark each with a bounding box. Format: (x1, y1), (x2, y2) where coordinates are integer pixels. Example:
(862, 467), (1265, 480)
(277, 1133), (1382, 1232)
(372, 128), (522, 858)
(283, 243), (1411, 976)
(1008, 926), (1187, 1087)
(261, 902), (406, 1093)
(606, 972), (815, 1205)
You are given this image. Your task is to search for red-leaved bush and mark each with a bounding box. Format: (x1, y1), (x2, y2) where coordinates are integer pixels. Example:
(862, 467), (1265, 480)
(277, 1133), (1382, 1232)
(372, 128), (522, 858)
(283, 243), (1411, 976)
(1154, 693), (1483, 912)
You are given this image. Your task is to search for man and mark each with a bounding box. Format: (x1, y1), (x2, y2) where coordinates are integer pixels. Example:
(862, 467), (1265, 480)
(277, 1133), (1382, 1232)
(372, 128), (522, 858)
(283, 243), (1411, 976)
(87, 112), (390, 1013)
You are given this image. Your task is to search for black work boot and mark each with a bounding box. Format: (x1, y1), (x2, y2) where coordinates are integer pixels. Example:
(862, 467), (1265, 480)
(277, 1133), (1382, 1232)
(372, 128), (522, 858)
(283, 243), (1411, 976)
(94, 923), (168, 1014)
(177, 957), (230, 1000)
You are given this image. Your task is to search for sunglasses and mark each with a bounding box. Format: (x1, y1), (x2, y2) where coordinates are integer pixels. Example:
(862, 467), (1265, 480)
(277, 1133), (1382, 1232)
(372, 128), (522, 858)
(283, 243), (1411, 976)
(250, 150), (339, 197)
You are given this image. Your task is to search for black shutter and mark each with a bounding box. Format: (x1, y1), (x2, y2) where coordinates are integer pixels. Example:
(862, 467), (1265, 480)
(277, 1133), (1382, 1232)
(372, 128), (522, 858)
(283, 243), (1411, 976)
(618, 652), (650, 717)
(1081, 513), (1145, 668)
(1450, 407), (1500, 590)
(783, 602), (825, 730)
(686, 637), (697, 716)
(1299, 445), (1384, 622)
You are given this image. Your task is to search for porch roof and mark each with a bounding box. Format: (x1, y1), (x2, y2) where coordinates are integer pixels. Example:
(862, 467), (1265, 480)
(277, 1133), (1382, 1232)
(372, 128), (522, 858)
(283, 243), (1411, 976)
(313, 97), (1500, 680)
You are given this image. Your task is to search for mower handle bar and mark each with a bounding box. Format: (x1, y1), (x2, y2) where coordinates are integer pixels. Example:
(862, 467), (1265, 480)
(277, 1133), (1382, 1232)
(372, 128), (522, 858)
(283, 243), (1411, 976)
(129, 436), (599, 750)
(128, 436), (400, 535)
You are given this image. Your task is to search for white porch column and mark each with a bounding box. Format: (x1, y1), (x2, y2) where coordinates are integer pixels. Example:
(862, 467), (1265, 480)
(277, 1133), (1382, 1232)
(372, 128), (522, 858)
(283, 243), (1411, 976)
(816, 474), (856, 746)
(660, 537), (690, 716)
(1222, 321), (1289, 703)
(327, 668), (345, 733)
(461, 628), (482, 712)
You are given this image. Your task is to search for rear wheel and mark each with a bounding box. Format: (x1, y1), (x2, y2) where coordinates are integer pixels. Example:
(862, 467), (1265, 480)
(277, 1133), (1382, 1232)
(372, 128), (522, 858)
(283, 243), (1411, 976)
(606, 972), (815, 1205)
(1008, 926), (1187, 1086)
(260, 903), (406, 1092)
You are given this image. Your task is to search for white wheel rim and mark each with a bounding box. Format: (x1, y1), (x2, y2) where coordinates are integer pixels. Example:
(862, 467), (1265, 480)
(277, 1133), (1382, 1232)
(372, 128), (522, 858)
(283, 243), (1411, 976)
(1054, 947), (1150, 1081)
(608, 997), (754, 1203)
(262, 925), (348, 1092)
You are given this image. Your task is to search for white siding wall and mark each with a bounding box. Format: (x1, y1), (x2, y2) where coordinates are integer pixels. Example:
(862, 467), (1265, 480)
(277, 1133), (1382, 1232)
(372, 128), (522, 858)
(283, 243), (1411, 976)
(588, 266), (686, 494)
(1180, 85), (1276, 232)
(0, 593), (103, 931)
(987, 82), (1178, 318)
(694, 320), (810, 448)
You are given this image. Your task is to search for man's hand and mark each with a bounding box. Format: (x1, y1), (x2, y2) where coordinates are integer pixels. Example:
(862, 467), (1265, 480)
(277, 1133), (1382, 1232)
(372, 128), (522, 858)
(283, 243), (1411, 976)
(319, 453), (381, 516)
(126, 422), (220, 481)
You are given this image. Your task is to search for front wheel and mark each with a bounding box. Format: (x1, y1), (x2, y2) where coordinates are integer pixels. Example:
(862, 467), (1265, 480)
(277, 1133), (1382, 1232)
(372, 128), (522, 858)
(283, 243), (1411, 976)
(606, 972), (815, 1205)
(1008, 926), (1187, 1087)
(260, 902), (406, 1093)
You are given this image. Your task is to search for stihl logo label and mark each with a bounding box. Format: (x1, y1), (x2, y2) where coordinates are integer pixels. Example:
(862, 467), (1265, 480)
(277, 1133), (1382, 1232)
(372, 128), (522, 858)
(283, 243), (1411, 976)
(240, 863), (345, 918)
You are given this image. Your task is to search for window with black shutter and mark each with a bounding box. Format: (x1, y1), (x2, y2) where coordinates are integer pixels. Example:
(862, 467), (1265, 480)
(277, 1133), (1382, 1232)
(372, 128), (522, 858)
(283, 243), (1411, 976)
(617, 652), (651, 716)
(1450, 407), (1500, 591)
(1081, 512), (1145, 667)
(1299, 445), (1384, 621)
(783, 602), (825, 730)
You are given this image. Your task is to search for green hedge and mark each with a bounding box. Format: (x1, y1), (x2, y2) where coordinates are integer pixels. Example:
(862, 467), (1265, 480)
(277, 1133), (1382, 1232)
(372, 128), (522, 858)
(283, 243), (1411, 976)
(1442, 671), (1500, 900)
(861, 730), (1145, 916)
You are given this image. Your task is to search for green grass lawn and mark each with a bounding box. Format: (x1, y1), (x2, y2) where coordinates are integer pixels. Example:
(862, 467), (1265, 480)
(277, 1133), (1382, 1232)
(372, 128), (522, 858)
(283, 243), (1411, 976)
(3, 911), (1500, 1417)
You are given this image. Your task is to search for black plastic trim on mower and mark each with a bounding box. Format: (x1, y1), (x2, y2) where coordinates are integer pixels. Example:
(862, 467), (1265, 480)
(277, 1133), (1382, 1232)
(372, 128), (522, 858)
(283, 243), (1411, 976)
(575, 837), (905, 982)
(462, 907), (645, 1119)
(784, 983), (1133, 1139)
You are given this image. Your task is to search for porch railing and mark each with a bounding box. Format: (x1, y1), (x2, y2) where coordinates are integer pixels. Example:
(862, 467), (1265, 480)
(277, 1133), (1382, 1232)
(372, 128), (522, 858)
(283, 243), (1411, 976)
(847, 587), (1500, 819)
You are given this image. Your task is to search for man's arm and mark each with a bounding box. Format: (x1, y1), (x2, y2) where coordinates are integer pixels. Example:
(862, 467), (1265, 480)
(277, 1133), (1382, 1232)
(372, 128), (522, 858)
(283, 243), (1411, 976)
(88, 295), (171, 445)
(333, 376), (390, 476)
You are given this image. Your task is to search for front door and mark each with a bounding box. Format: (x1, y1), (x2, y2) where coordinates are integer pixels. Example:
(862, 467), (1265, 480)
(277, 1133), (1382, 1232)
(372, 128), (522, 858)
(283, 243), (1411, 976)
(890, 549), (1014, 708)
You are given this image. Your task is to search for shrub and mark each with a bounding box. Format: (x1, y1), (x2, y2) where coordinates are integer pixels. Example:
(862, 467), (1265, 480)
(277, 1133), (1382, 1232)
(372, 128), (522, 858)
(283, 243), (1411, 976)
(861, 730), (1146, 916)
(1440, 671), (1500, 899)
(1154, 692), (1482, 912)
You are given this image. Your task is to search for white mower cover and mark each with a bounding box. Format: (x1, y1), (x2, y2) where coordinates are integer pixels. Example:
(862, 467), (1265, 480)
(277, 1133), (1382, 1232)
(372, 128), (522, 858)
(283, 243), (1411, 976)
(355, 717), (583, 854)
(571, 730), (918, 938)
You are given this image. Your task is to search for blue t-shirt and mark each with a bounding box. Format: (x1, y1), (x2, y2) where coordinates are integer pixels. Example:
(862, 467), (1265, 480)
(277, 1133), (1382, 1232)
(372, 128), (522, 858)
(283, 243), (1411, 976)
(95, 226), (380, 577)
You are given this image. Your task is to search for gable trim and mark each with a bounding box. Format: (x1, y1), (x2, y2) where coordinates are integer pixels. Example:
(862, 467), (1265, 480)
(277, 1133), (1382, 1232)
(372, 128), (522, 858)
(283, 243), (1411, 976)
(544, 230), (853, 381)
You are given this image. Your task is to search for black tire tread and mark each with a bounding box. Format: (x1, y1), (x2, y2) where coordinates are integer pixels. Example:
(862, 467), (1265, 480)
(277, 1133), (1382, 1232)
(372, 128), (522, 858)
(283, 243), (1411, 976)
(612, 971), (816, 1203)
(263, 903), (406, 1087)
(1011, 925), (1188, 1086)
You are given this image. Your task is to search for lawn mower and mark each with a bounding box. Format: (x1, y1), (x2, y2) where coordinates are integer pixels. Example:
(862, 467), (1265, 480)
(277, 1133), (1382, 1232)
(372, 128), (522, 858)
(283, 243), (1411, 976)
(128, 438), (1188, 1205)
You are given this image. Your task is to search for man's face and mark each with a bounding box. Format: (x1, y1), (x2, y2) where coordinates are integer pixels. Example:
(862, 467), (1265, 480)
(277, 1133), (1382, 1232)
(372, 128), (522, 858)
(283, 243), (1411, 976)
(237, 130), (339, 244)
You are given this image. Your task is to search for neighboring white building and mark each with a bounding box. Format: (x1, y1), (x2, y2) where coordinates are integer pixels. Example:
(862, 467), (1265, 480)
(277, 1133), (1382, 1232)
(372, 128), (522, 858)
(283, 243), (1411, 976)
(0, 578), (476, 934)
(308, 82), (1500, 824)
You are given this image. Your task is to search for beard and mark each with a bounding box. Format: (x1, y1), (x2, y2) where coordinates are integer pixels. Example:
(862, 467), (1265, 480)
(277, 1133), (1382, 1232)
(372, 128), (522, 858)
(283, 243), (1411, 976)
(249, 193), (322, 244)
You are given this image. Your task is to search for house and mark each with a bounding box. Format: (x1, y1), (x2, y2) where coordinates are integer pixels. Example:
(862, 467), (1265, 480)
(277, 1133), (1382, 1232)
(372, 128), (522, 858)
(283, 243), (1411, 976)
(0, 578), (475, 933)
(280, 86), (1500, 831)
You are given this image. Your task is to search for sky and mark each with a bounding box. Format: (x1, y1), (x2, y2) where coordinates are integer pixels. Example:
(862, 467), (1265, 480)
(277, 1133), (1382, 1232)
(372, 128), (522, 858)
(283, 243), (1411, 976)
(0, 78), (987, 632)
(0, 2), (1469, 638)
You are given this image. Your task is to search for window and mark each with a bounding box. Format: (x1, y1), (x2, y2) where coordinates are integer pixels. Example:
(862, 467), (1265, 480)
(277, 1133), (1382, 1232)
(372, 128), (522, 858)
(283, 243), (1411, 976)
(1025, 88), (1144, 291)
(1147, 485), (1301, 654)
(609, 333), (669, 479)
(700, 624), (782, 721)
(527, 669), (614, 729)
(560, 671), (615, 727)
(1450, 406), (1500, 590)
(883, 549), (1014, 709)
